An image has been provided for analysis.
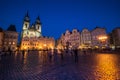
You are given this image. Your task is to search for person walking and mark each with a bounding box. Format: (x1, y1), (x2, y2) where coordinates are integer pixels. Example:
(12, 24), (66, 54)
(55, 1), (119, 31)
(48, 50), (52, 62)
(60, 50), (64, 61)
(74, 49), (78, 63)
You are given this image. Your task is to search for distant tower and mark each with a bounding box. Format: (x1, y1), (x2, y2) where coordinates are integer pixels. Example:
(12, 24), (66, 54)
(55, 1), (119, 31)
(22, 12), (30, 38)
(35, 16), (42, 37)
(23, 12), (30, 30)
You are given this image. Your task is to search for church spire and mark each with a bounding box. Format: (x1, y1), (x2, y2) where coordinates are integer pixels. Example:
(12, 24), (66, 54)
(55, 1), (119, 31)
(24, 11), (30, 22)
(35, 16), (41, 24)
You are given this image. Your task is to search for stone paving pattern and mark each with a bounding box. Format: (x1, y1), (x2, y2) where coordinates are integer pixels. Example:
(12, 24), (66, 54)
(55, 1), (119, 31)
(0, 51), (120, 80)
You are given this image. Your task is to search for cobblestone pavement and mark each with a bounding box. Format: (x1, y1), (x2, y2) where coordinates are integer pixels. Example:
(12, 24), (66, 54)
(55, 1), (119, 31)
(0, 51), (120, 80)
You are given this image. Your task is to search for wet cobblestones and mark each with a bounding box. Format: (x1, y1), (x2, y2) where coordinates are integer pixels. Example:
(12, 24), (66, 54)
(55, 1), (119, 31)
(0, 51), (120, 80)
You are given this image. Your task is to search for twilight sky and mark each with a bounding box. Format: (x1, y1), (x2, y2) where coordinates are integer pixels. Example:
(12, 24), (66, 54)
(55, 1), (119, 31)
(0, 0), (120, 39)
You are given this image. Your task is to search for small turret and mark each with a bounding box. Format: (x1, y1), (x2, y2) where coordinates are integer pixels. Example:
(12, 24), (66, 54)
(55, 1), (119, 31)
(35, 16), (42, 37)
(35, 16), (41, 32)
(24, 11), (30, 22)
(23, 11), (30, 30)
(35, 16), (41, 24)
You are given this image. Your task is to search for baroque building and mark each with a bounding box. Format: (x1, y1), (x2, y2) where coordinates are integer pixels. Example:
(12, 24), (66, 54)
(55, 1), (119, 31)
(22, 12), (41, 38)
(20, 13), (55, 50)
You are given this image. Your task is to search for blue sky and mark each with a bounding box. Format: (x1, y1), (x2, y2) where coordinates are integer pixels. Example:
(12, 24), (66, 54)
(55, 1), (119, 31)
(0, 0), (120, 40)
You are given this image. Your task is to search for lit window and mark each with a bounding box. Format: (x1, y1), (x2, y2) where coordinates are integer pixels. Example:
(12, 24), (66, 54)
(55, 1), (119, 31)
(9, 42), (11, 44)
(4, 42), (6, 44)
(13, 42), (15, 45)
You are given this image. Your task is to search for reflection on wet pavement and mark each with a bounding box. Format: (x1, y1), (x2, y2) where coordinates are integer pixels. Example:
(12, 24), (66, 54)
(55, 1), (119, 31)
(0, 51), (120, 80)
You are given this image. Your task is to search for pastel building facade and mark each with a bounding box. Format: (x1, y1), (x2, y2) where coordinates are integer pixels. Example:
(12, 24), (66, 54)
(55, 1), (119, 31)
(21, 37), (55, 50)
(58, 29), (80, 49)
(70, 29), (81, 49)
(80, 28), (92, 49)
(58, 27), (109, 49)
(91, 27), (108, 49)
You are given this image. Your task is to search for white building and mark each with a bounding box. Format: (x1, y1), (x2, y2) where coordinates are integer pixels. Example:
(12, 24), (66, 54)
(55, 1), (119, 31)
(80, 28), (91, 49)
(22, 12), (41, 38)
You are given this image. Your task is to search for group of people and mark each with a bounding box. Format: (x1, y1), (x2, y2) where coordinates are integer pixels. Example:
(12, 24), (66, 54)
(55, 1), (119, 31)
(21, 48), (93, 63)
(47, 49), (79, 63)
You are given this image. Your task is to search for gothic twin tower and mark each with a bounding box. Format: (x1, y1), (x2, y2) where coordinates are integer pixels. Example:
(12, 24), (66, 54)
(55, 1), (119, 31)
(22, 12), (42, 38)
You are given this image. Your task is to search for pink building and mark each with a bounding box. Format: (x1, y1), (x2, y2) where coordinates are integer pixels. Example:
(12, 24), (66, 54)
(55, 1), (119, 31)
(91, 27), (108, 49)
(80, 28), (91, 48)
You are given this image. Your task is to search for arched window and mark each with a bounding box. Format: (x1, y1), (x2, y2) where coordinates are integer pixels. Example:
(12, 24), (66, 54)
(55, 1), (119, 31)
(25, 24), (27, 28)
(38, 26), (39, 29)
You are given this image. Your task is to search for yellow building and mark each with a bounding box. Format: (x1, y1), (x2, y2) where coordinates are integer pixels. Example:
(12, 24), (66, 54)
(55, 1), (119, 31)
(20, 37), (55, 50)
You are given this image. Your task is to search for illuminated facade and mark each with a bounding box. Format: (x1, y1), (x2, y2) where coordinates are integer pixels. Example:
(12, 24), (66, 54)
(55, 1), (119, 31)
(58, 29), (80, 49)
(91, 27), (108, 49)
(21, 37), (55, 50)
(20, 13), (55, 50)
(80, 28), (92, 49)
(70, 29), (81, 49)
(58, 27), (109, 49)
(3, 25), (18, 51)
(22, 12), (41, 38)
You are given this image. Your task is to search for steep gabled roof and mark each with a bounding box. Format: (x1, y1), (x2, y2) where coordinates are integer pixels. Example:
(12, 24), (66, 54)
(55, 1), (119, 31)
(0, 27), (3, 32)
(7, 25), (17, 32)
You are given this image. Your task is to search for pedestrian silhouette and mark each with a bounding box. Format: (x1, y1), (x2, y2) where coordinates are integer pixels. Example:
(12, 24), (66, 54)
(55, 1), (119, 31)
(48, 50), (52, 62)
(22, 50), (25, 58)
(60, 51), (64, 61)
(74, 49), (78, 63)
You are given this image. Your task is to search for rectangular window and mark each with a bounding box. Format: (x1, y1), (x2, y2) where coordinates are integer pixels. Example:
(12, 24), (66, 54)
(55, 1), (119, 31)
(13, 42), (15, 45)
(9, 42), (11, 45)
